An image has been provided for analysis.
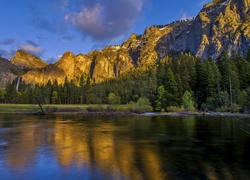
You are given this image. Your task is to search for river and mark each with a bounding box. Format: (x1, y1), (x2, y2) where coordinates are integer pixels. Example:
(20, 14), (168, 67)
(0, 114), (249, 179)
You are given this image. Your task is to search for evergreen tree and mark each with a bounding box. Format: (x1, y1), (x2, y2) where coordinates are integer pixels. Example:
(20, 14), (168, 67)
(51, 91), (58, 104)
(155, 85), (166, 111)
(0, 88), (6, 103)
(175, 74), (183, 98)
(216, 51), (231, 92)
(217, 51), (240, 111)
(194, 58), (207, 109)
(233, 54), (250, 89)
(179, 60), (191, 91)
(5, 81), (18, 103)
(209, 58), (221, 103)
(164, 68), (180, 107)
(204, 60), (217, 98)
(156, 60), (166, 86)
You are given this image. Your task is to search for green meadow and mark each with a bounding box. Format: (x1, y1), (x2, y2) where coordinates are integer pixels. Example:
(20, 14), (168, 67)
(0, 103), (153, 114)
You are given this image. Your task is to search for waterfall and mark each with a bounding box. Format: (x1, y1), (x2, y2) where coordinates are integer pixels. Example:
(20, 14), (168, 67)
(16, 76), (21, 92)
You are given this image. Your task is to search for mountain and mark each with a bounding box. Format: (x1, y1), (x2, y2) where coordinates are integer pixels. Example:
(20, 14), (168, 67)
(156, 0), (250, 60)
(10, 50), (48, 70)
(22, 48), (135, 84)
(0, 57), (24, 88)
(3, 0), (250, 86)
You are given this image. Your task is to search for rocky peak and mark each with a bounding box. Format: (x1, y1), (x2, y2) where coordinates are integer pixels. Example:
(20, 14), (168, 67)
(122, 25), (172, 67)
(156, 0), (250, 59)
(55, 51), (76, 79)
(10, 50), (47, 70)
(55, 51), (75, 68)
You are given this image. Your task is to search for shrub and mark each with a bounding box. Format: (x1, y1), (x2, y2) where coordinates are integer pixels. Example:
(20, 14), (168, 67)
(136, 97), (153, 113)
(166, 106), (184, 112)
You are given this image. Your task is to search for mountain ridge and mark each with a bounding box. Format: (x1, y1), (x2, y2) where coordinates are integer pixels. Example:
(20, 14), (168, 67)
(1, 0), (250, 86)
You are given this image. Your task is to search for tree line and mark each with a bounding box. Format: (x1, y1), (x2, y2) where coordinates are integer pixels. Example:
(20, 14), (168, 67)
(1, 50), (250, 113)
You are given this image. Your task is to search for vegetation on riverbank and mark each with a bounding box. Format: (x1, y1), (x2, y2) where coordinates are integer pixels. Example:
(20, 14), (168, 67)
(0, 102), (153, 114)
(1, 104), (250, 118)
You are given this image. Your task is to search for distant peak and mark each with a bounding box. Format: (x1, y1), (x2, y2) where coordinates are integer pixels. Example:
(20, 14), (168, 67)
(61, 51), (75, 58)
(10, 49), (47, 70)
(16, 49), (30, 57)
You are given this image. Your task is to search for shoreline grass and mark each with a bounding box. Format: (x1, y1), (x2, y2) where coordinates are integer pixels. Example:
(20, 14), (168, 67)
(0, 104), (104, 113)
(1, 104), (249, 117)
(0, 104), (149, 114)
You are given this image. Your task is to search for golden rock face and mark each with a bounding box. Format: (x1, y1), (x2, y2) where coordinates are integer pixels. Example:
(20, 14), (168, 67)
(20, 49), (135, 85)
(10, 50), (47, 70)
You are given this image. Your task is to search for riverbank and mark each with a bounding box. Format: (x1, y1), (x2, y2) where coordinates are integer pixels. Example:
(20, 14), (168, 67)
(1, 104), (250, 117)
(0, 104), (143, 115)
(143, 111), (250, 117)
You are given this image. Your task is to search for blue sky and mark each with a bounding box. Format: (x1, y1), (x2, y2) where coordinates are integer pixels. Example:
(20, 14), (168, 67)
(0, 0), (211, 63)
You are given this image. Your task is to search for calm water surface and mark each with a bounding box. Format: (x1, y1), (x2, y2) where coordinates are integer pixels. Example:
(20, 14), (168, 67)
(0, 114), (249, 180)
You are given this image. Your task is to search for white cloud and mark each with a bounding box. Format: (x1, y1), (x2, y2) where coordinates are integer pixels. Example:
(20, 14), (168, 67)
(65, 0), (147, 42)
(20, 44), (44, 57)
(65, 4), (103, 37)
(180, 12), (193, 20)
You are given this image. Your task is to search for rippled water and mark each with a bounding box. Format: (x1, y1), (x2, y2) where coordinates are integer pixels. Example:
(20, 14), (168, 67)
(0, 114), (249, 179)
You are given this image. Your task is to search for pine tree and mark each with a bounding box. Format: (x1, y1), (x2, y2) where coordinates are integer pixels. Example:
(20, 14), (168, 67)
(217, 51), (240, 111)
(165, 68), (180, 107)
(79, 75), (85, 104)
(155, 85), (166, 111)
(233, 54), (250, 89)
(51, 91), (58, 104)
(0, 88), (6, 103)
(194, 58), (207, 109)
(205, 60), (217, 98)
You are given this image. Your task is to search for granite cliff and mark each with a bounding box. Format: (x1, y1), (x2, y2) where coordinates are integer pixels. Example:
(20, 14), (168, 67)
(156, 0), (250, 59)
(1, 0), (250, 86)
(0, 57), (24, 88)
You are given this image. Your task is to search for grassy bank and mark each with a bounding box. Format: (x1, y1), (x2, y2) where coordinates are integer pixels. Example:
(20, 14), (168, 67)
(0, 104), (41, 113)
(1, 104), (249, 117)
(0, 104), (102, 114)
(0, 103), (152, 114)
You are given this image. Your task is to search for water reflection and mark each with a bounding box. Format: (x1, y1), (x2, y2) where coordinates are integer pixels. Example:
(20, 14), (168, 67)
(52, 117), (166, 180)
(0, 115), (249, 179)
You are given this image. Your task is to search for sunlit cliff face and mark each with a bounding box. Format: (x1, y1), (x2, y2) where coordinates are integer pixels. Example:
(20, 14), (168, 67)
(10, 50), (48, 70)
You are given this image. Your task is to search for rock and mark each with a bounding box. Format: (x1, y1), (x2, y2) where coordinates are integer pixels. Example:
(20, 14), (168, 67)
(10, 50), (47, 70)
(156, 0), (250, 59)
(0, 57), (23, 88)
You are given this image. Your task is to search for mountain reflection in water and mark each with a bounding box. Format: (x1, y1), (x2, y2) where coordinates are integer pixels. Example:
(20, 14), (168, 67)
(0, 115), (249, 179)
